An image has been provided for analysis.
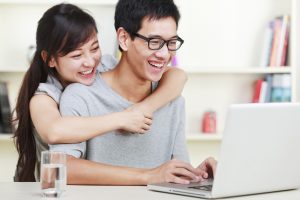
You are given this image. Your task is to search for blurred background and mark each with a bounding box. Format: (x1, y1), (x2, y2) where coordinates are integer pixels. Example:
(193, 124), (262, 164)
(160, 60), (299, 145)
(0, 0), (299, 181)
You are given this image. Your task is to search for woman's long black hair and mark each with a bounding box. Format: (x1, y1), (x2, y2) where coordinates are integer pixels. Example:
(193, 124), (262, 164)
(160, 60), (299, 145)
(12, 3), (97, 181)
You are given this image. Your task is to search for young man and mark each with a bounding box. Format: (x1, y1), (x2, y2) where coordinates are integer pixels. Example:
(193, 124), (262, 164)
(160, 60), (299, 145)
(51, 0), (216, 185)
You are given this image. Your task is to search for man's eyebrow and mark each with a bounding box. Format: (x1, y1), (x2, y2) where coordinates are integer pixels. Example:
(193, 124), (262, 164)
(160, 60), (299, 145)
(148, 34), (178, 39)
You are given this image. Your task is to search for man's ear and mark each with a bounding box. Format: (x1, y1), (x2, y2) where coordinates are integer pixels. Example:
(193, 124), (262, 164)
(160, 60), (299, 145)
(117, 27), (130, 51)
(41, 50), (56, 68)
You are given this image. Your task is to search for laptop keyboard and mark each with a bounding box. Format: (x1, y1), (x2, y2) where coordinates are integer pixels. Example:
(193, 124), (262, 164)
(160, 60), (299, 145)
(188, 185), (213, 191)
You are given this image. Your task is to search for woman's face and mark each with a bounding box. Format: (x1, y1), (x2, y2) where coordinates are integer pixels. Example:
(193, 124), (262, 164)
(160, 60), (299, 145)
(49, 34), (101, 86)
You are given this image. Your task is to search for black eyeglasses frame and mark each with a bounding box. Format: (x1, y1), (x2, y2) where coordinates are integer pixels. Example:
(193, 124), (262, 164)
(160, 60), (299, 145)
(133, 33), (184, 51)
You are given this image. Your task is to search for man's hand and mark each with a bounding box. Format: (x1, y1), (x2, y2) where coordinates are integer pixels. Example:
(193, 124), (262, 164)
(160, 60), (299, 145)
(145, 159), (201, 184)
(196, 157), (217, 179)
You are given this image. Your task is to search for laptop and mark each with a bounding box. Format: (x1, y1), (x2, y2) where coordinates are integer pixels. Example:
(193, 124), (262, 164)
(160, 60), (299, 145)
(148, 103), (300, 198)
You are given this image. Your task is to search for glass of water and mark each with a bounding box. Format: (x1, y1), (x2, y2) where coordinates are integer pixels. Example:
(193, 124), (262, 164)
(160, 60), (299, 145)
(40, 151), (67, 198)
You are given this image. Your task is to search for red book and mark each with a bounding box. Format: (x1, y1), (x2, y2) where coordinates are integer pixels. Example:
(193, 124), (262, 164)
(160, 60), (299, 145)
(252, 79), (263, 103)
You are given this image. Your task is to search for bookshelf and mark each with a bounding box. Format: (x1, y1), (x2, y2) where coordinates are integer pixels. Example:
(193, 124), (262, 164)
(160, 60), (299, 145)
(0, 0), (300, 179)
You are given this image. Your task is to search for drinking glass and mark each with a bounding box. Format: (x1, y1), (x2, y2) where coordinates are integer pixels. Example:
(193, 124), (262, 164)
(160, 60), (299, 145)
(40, 151), (67, 197)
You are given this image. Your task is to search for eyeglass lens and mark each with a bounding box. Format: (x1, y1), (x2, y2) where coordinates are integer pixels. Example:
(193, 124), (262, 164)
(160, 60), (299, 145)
(149, 38), (182, 50)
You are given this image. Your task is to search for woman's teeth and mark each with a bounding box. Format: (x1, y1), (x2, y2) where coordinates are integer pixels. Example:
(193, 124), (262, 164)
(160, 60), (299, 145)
(80, 69), (93, 75)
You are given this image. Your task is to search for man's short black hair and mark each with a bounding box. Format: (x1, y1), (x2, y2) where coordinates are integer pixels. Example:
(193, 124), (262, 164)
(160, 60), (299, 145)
(114, 0), (180, 37)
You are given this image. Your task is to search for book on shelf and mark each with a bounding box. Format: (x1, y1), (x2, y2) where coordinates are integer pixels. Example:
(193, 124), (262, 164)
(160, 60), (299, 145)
(252, 79), (263, 103)
(260, 21), (274, 67)
(252, 74), (291, 103)
(277, 15), (290, 66)
(260, 15), (290, 67)
(0, 82), (12, 133)
(264, 74), (273, 103)
(271, 74), (291, 102)
(269, 17), (281, 66)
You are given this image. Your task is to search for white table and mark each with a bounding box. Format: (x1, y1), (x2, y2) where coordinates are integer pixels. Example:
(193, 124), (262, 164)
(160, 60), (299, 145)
(0, 182), (300, 200)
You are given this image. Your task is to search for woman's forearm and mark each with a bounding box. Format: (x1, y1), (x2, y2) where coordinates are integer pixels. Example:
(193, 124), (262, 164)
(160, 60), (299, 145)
(46, 113), (124, 144)
(136, 67), (187, 115)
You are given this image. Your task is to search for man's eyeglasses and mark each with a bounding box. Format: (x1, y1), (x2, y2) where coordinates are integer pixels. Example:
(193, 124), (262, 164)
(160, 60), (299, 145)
(133, 33), (184, 51)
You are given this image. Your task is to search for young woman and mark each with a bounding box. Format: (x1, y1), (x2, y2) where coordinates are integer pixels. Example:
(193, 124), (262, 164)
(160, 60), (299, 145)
(13, 3), (187, 182)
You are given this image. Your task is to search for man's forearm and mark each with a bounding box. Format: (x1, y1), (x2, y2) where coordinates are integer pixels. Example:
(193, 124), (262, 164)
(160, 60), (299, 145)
(66, 156), (149, 185)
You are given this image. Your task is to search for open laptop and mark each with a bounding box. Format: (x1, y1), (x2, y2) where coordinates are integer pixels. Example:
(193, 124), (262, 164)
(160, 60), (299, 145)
(148, 103), (300, 198)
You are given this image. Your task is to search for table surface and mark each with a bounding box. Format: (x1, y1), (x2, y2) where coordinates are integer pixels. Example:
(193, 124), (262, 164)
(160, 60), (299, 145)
(1, 182), (300, 200)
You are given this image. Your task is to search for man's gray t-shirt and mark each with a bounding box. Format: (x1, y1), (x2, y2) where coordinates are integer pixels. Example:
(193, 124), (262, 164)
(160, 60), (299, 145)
(50, 73), (189, 168)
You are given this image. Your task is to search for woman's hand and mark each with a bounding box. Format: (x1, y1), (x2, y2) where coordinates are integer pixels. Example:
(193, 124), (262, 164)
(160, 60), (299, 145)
(118, 106), (152, 134)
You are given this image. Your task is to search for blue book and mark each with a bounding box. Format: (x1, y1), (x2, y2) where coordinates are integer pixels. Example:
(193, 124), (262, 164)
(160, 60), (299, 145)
(260, 21), (274, 67)
(264, 74), (273, 102)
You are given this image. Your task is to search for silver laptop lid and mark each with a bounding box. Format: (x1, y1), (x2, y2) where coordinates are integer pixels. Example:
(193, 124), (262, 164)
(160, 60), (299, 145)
(212, 103), (300, 198)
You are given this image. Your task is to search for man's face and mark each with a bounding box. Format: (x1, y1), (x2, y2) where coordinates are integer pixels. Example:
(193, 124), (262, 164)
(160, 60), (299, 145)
(126, 16), (177, 82)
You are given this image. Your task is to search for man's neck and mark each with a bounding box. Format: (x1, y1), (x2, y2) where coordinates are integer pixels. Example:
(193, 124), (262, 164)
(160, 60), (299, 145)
(101, 57), (152, 103)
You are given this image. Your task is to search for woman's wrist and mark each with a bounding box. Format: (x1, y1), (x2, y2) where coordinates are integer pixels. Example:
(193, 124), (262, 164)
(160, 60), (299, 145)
(112, 111), (126, 130)
(132, 102), (153, 117)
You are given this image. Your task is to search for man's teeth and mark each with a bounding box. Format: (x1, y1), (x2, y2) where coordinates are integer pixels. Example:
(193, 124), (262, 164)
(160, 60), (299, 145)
(149, 62), (163, 68)
(81, 69), (93, 75)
